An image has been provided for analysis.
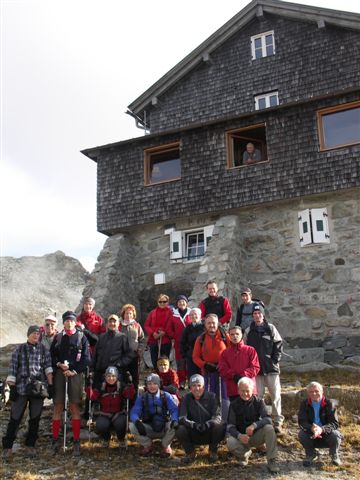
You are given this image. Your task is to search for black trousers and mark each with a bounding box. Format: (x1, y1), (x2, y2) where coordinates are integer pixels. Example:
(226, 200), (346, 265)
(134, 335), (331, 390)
(175, 423), (225, 454)
(298, 429), (342, 455)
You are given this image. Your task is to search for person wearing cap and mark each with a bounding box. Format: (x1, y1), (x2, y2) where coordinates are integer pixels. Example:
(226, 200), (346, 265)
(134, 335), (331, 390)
(235, 288), (264, 332)
(76, 297), (105, 357)
(192, 313), (230, 419)
(85, 366), (135, 448)
(180, 308), (204, 382)
(199, 280), (232, 326)
(218, 325), (260, 402)
(129, 373), (179, 457)
(155, 356), (180, 404)
(226, 377), (279, 473)
(2, 325), (53, 460)
(176, 374), (225, 464)
(92, 314), (136, 389)
(243, 304), (284, 434)
(166, 295), (192, 388)
(119, 304), (145, 394)
(39, 315), (59, 351)
(50, 311), (90, 456)
(144, 294), (173, 368)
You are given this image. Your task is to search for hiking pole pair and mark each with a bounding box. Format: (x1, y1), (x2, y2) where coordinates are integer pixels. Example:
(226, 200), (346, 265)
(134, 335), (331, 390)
(63, 360), (69, 453)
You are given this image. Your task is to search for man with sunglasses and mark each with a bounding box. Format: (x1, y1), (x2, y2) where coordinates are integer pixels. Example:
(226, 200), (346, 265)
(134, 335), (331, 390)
(39, 315), (59, 351)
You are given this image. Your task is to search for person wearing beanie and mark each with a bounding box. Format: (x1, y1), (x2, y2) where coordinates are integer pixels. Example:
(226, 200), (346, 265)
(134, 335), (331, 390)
(50, 311), (90, 456)
(92, 314), (136, 389)
(243, 304), (284, 434)
(180, 308), (204, 382)
(144, 294), (173, 368)
(119, 304), (145, 394)
(129, 373), (179, 457)
(85, 365), (135, 448)
(166, 295), (191, 388)
(176, 374), (225, 464)
(198, 280), (232, 326)
(76, 297), (105, 357)
(155, 356), (180, 404)
(235, 288), (265, 332)
(39, 314), (59, 351)
(2, 325), (53, 460)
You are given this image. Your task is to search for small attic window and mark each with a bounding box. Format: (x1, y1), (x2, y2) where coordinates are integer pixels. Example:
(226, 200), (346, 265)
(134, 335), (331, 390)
(251, 31), (275, 60)
(144, 142), (181, 185)
(254, 91), (279, 110)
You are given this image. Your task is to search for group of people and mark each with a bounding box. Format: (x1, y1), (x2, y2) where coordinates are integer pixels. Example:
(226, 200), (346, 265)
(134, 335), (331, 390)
(2, 283), (342, 471)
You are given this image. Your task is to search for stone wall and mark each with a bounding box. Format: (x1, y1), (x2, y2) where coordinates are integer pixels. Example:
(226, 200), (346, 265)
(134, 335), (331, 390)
(82, 188), (360, 365)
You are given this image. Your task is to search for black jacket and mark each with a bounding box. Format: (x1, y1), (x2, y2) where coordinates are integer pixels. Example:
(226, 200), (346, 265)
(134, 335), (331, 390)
(180, 322), (204, 359)
(50, 330), (90, 374)
(92, 330), (135, 376)
(298, 396), (339, 435)
(244, 320), (282, 375)
(179, 390), (222, 428)
(227, 395), (272, 437)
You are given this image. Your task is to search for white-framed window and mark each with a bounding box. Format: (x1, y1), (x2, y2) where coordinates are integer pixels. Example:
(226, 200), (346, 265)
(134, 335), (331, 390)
(254, 91), (279, 110)
(251, 31), (275, 60)
(165, 225), (214, 262)
(298, 208), (330, 247)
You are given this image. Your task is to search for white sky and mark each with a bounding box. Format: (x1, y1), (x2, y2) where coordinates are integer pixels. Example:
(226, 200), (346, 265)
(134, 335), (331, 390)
(1, 0), (359, 272)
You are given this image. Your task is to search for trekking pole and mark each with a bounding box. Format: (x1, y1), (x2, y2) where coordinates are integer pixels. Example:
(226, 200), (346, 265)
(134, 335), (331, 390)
(63, 361), (69, 453)
(218, 373), (222, 411)
(87, 370), (93, 442)
(124, 397), (129, 451)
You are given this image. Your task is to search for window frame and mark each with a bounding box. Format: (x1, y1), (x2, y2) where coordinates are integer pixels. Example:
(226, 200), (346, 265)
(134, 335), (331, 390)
(166, 225), (214, 263)
(144, 142), (181, 186)
(251, 30), (275, 60)
(317, 101), (360, 151)
(226, 123), (268, 169)
(298, 208), (330, 247)
(254, 91), (279, 110)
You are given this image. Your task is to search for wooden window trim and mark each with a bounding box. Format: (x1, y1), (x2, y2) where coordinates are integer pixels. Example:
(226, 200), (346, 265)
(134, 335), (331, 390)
(144, 142), (181, 186)
(225, 123), (269, 169)
(317, 100), (360, 151)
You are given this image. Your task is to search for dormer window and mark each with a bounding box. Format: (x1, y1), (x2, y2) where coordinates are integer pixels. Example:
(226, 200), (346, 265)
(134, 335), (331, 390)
(251, 31), (275, 60)
(144, 142), (181, 185)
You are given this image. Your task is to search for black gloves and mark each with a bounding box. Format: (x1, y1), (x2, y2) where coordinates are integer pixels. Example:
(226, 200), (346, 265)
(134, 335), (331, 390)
(195, 423), (208, 433)
(204, 363), (217, 373)
(9, 385), (18, 402)
(135, 419), (147, 436)
(47, 384), (54, 399)
(233, 374), (242, 384)
(170, 420), (179, 430)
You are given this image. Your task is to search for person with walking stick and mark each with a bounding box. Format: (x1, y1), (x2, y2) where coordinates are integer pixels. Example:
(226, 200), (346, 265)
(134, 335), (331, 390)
(50, 311), (90, 456)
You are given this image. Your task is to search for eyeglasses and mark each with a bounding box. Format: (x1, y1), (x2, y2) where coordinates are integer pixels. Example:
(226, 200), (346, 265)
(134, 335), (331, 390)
(158, 301), (168, 304)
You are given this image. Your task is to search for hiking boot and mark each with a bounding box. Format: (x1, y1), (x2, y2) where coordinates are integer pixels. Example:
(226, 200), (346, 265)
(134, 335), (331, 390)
(161, 446), (173, 457)
(267, 458), (280, 474)
(73, 440), (81, 457)
(303, 452), (318, 467)
(208, 450), (219, 463)
(2, 449), (12, 461)
(238, 450), (252, 466)
(51, 438), (60, 454)
(331, 453), (342, 466)
(140, 446), (153, 456)
(181, 452), (196, 464)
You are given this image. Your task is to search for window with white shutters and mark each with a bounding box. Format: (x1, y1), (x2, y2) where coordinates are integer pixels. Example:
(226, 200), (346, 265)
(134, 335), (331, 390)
(165, 225), (214, 262)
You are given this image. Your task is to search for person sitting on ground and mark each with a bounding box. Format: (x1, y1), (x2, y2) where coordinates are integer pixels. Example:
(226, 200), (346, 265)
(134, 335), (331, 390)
(226, 377), (279, 474)
(86, 366), (135, 448)
(129, 373), (179, 457)
(176, 374), (225, 464)
(298, 381), (342, 467)
(155, 355), (180, 404)
(242, 142), (261, 165)
(39, 314), (59, 351)
(2, 326), (53, 460)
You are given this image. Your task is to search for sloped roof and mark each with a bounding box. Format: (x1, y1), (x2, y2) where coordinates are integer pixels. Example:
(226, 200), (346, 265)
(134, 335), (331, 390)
(127, 0), (360, 117)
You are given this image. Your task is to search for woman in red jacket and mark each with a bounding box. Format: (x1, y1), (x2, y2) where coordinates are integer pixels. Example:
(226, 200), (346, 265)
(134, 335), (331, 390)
(144, 294), (172, 368)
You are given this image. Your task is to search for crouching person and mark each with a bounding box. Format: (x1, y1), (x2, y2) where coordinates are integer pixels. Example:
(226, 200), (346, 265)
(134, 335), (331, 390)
(176, 374), (225, 464)
(129, 373), (178, 457)
(86, 366), (135, 447)
(2, 326), (53, 460)
(226, 377), (279, 473)
(298, 381), (342, 467)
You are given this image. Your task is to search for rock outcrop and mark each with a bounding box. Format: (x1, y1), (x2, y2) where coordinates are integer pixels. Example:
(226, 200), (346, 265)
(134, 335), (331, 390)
(0, 251), (89, 347)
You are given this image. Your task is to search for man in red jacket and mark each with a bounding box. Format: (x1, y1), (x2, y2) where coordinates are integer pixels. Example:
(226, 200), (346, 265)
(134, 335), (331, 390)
(218, 326), (260, 402)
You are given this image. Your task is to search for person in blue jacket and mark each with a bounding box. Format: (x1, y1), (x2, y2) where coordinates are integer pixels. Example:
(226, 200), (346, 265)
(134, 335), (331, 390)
(129, 373), (178, 457)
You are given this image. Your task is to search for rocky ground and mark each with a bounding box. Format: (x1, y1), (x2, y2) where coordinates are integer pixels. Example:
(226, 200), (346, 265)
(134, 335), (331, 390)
(1, 370), (360, 480)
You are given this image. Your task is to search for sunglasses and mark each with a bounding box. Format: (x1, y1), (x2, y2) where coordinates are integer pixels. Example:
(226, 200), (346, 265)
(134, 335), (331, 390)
(158, 300), (168, 304)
